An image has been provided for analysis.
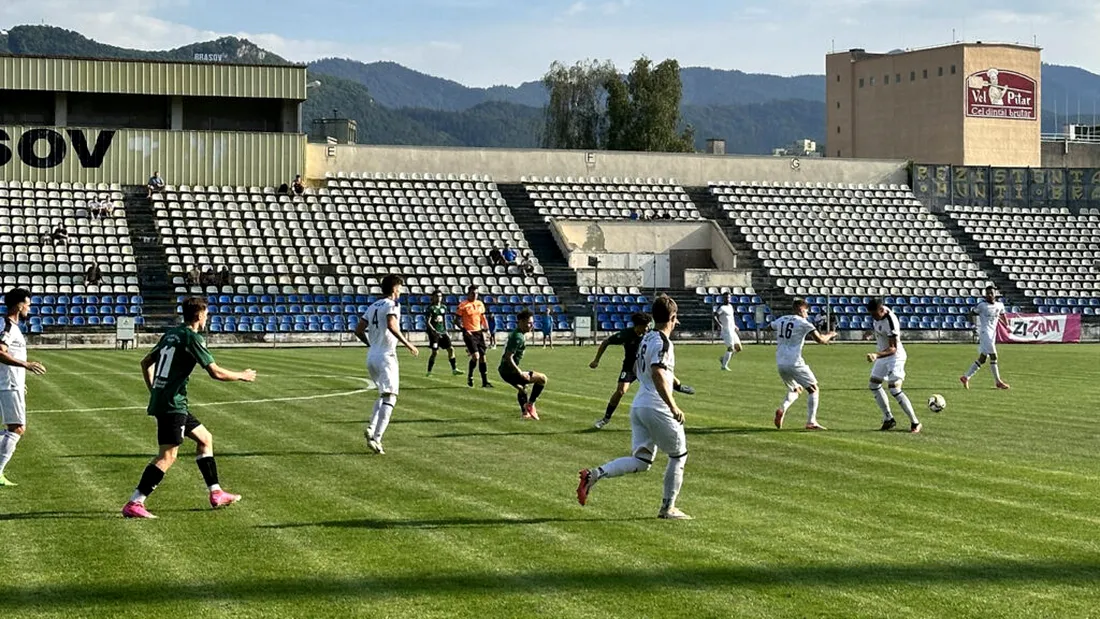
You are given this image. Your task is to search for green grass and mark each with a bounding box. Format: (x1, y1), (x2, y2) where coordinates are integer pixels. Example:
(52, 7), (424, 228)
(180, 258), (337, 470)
(3, 342), (1100, 618)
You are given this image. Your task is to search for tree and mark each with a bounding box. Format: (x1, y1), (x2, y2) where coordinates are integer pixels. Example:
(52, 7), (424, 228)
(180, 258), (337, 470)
(615, 57), (694, 153)
(541, 60), (616, 150)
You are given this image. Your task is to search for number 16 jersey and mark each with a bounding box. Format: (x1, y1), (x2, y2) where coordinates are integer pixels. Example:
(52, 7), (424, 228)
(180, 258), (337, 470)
(146, 325), (216, 416)
(770, 315), (817, 367)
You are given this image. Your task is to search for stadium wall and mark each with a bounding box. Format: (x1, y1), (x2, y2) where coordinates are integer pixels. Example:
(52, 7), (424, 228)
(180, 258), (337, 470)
(1041, 141), (1100, 168)
(0, 125), (304, 186)
(306, 144), (910, 186)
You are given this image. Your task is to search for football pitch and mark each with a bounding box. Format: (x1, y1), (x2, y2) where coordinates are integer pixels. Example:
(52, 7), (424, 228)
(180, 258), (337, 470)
(3, 342), (1100, 618)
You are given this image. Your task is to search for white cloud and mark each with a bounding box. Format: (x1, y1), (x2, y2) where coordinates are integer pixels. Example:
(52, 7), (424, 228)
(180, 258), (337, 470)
(564, 1), (587, 16)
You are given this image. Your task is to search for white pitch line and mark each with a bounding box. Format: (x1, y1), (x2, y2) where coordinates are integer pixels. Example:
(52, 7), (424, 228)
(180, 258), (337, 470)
(31, 376), (376, 414)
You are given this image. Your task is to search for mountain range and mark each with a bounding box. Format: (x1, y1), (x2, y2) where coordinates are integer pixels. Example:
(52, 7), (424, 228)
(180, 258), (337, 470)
(3, 25), (1099, 152)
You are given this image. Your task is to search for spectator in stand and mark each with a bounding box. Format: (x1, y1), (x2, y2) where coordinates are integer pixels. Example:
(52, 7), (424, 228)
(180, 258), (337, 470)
(146, 171), (166, 198)
(201, 267), (215, 286)
(50, 222), (69, 246)
(292, 175), (305, 196)
(85, 262), (104, 285)
(185, 265), (201, 286)
(502, 242), (517, 265)
(217, 265), (231, 287)
(629, 209), (640, 221)
(488, 247), (506, 267)
(519, 251), (536, 277)
(277, 182), (292, 197)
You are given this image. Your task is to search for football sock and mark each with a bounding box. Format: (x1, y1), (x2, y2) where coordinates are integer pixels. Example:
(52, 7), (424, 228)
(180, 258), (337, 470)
(467, 359), (476, 381)
(779, 390), (799, 413)
(721, 351), (733, 367)
(870, 384), (893, 420)
(991, 361), (1003, 383)
(598, 455), (651, 478)
(196, 455), (220, 490)
(604, 400), (618, 419)
(135, 463), (166, 500)
(662, 453), (687, 510)
(0, 430), (21, 476)
(516, 389), (528, 411)
(965, 362), (981, 378)
(890, 387), (920, 425)
(367, 398), (383, 437)
(478, 360), (488, 383)
(448, 357), (457, 371)
(529, 383), (544, 404)
(427, 353), (437, 373)
(372, 394), (398, 441)
(807, 390), (820, 425)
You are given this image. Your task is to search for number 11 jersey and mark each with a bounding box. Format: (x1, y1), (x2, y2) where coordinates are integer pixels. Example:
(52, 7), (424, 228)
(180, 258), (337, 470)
(146, 325), (216, 416)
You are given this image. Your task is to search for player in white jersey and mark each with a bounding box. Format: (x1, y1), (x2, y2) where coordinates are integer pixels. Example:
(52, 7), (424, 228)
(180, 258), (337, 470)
(770, 299), (837, 430)
(354, 274), (418, 454)
(960, 286), (1011, 390)
(865, 298), (921, 433)
(577, 296), (691, 520)
(713, 292), (742, 371)
(0, 288), (48, 487)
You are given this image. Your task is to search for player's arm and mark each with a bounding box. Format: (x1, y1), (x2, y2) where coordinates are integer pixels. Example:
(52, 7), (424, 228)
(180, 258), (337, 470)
(388, 314), (418, 356)
(998, 310), (1011, 328)
(810, 330), (837, 345)
(354, 317), (370, 346)
(652, 365), (684, 423)
(867, 335), (897, 362)
(139, 351), (156, 391)
(205, 363), (257, 382)
(454, 306), (467, 334)
(503, 347), (521, 374)
(0, 342), (46, 375)
(589, 335), (615, 368)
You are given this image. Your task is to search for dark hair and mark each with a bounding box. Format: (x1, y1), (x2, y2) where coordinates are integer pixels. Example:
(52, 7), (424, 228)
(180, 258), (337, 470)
(381, 274), (403, 296)
(985, 285), (997, 294)
(631, 312), (650, 327)
(652, 296), (678, 323)
(182, 296), (208, 323)
(865, 297), (884, 313)
(4, 288), (31, 310)
(431, 289), (442, 298)
(792, 298), (809, 311)
(466, 285), (478, 294)
(517, 308), (533, 321)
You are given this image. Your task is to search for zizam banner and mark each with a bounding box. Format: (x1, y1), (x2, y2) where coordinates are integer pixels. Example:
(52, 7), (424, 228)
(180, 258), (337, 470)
(996, 313), (1082, 344)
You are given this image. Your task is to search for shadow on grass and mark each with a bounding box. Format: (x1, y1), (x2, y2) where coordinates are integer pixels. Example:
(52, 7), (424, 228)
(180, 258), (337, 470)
(7, 561), (1100, 608)
(260, 515), (649, 530)
(431, 429), (606, 439)
(59, 451), (367, 459)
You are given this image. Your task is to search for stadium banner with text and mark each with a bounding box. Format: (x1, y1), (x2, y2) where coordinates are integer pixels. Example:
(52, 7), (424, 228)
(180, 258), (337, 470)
(996, 313), (1081, 344)
(911, 165), (1100, 210)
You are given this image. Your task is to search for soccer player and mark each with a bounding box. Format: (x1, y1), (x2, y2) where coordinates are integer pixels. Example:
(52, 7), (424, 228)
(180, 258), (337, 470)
(498, 309), (548, 420)
(865, 298), (921, 433)
(355, 274), (419, 455)
(541, 307), (554, 349)
(770, 299), (837, 430)
(121, 297), (256, 519)
(714, 292), (742, 371)
(0, 289), (48, 487)
(456, 285), (493, 388)
(960, 286), (1011, 390)
(589, 312), (650, 429)
(577, 296), (692, 520)
(425, 290), (460, 377)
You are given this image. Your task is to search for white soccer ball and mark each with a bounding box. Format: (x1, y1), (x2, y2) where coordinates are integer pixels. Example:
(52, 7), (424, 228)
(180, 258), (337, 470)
(927, 394), (946, 413)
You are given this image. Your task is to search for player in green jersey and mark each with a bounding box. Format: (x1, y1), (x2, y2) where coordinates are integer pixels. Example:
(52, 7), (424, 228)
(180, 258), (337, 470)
(425, 290), (460, 377)
(498, 309), (547, 420)
(122, 297), (257, 519)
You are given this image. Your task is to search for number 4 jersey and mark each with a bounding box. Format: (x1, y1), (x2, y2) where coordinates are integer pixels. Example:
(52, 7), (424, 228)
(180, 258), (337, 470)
(146, 325), (216, 416)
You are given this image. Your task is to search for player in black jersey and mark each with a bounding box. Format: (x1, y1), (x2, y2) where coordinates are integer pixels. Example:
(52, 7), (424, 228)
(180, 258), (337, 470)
(589, 313), (650, 429)
(424, 291), (460, 377)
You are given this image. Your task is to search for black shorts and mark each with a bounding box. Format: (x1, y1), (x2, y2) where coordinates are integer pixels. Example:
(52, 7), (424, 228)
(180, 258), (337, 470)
(618, 361), (637, 384)
(427, 330), (452, 351)
(499, 367), (534, 388)
(155, 412), (203, 446)
(463, 331), (487, 356)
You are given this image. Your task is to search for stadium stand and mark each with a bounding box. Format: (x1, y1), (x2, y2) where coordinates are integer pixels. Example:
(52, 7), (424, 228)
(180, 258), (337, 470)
(0, 180), (143, 333)
(155, 173), (565, 334)
(944, 205), (1100, 315)
(695, 286), (773, 331)
(708, 181), (996, 330)
(521, 176), (702, 221)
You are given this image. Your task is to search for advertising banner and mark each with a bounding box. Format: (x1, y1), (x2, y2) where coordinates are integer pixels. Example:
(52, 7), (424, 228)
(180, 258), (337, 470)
(996, 313), (1081, 344)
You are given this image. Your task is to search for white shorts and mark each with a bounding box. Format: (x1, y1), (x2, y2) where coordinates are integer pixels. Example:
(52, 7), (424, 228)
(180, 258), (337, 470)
(722, 331), (742, 348)
(0, 390), (26, 426)
(367, 355), (400, 395)
(871, 356), (906, 384)
(978, 333), (998, 356)
(778, 364), (818, 390)
(629, 405), (687, 460)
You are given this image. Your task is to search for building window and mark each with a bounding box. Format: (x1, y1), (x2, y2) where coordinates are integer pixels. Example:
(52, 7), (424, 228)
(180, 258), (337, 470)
(938, 66), (944, 76)
(870, 76), (876, 85)
(859, 78), (865, 88)
(836, 74), (841, 82)
(837, 126), (841, 134)
(837, 150), (841, 157)
(910, 71), (916, 81)
(884, 74), (890, 85)
(923, 69), (928, 79)
(895, 73), (901, 83)
(951, 65), (957, 74)
(836, 101), (841, 109)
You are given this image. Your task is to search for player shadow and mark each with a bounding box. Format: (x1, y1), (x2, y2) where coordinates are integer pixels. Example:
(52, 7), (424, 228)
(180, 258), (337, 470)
(430, 428), (614, 439)
(58, 451), (367, 459)
(686, 426), (777, 436)
(6, 560), (1100, 609)
(0, 509), (117, 521)
(259, 515), (650, 530)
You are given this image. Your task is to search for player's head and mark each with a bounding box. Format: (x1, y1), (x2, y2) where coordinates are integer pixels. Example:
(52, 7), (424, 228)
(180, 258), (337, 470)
(516, 308), (533, 333)
(545, 306), (552, 314)
(431, 290), (443, 304)
(4, 288), (32, 320)
(792, 298), (810, 318)
(722, 292), (732, 304)
(984, 285), (998, 302)
(631, 312), (651, 335)
(651, 296), (678, 328)
(466, 285), (478, 301)
(381, 274), (403, 299)
(182, 296), (208, 328)
(865, 297), (886, 319)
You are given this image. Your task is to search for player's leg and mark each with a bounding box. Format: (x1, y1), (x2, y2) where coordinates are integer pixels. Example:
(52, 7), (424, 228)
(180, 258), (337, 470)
(887, 361), (920, 432)
(464, 332), (478, 386)
(366, 359), (399, 452)
(527, 371), (546, 404)
(477, 335), (492, 387)
(578, 407), (655, 505)
(426, 334), (439, 375)
(989, 350), (1009, 389)
(187, 420), (240, 508)
(596, 378), (631, 429)
(648, 409), (690, 519)
(774, 367), (800, 429)
(123, 414), (187, 518)
(0, 425), (24, 486)
(443, 337), (459, 374)
(962, 352), (987, 388)
(0, 391), (26, 485)
(869, 364), (895, 430)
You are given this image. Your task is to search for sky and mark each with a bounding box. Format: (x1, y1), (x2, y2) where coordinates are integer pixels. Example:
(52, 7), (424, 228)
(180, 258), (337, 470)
(2, 0), (1098, 86)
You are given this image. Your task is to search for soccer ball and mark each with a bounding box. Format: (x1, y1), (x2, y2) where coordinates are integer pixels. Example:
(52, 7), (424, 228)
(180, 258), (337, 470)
(927, 394), (946, 413)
